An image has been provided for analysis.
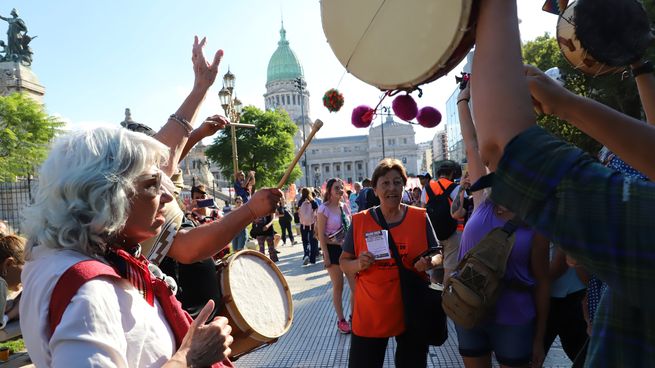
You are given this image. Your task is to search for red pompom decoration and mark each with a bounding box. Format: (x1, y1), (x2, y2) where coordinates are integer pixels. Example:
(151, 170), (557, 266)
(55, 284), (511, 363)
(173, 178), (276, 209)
(322, 88), (345, 112)
(351, 105), (375, 128)
(392, 94), (418, 121)
(416, 106), (442, 128)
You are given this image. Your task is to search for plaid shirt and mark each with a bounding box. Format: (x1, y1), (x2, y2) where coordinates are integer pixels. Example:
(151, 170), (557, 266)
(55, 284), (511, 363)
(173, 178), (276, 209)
(490, 126), (655, 368)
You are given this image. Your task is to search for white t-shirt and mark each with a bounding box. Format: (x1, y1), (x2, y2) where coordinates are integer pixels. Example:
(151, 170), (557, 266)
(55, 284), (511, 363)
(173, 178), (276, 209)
(21, 247), (175, 367)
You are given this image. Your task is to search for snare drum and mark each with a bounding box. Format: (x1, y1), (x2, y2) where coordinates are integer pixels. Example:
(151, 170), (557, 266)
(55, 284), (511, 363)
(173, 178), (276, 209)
(556, 1), (622, 76)
(321, 0), (479, 91)
(216, 250), (293, 359)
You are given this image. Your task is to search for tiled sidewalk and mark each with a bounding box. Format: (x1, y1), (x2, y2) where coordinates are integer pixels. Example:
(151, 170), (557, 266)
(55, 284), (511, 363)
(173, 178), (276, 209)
(234, 243), (573, 367)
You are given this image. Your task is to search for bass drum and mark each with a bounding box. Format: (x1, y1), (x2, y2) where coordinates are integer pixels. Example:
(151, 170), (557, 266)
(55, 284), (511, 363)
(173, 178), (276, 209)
(556, 1), (622, 76)
(321, 0), (478, 91)
(216, 250), (293, 359)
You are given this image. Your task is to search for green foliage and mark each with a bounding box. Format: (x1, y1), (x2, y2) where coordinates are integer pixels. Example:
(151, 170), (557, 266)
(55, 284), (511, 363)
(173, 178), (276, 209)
(0, 338), (25, 352)
(0, 93), (64, 182)
(522, 34), (602, 155)
(205, 106), (301, 188)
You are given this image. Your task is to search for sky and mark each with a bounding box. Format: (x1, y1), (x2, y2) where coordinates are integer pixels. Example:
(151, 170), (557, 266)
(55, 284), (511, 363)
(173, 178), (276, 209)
(9, 1), (559, 143)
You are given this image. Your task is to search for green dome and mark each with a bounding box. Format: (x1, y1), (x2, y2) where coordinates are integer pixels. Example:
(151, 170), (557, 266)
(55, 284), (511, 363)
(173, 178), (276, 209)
(267, 24), (304, 83)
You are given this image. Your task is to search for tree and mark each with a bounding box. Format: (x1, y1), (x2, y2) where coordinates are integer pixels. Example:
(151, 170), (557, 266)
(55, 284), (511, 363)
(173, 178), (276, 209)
(205, 106), (301, 188)
(0, 93), (64, 182)
(522, 34), (603, 154)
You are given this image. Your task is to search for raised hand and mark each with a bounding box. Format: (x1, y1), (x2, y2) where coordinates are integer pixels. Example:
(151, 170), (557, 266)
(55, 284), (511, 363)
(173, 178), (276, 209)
(524, 64), (576, 117)
(194, 115), (229, 139)
(192, 35), (224, 92)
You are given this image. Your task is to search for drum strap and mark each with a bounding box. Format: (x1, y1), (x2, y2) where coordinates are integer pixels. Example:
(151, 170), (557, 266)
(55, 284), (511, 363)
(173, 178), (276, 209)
(48, 259), (233, 367)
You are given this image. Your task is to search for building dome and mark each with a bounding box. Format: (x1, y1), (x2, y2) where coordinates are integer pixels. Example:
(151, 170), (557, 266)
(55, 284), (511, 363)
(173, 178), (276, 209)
(266, 23), (304, 83)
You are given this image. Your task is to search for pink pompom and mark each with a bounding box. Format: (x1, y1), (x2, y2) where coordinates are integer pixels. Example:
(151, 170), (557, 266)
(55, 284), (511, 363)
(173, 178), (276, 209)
(392, 94), (418, 121)
(351, 105), (375, 128)
(416, 106), (442, 128)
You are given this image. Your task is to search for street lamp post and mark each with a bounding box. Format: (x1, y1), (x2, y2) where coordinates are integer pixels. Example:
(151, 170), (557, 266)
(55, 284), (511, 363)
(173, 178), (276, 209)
(295, 77), (310, 187)
(218, 69), (244, 182)
(379, 106), (390, 159)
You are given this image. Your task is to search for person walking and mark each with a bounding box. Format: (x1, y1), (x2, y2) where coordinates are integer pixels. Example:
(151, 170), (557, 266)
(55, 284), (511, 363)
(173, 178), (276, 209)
(316, 178), (354, 334)
(297, 188), (319, 266)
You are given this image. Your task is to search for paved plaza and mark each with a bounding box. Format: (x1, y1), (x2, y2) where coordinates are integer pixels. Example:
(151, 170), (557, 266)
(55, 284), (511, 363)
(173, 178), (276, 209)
(4, 241), (574, 367)
(235, 243), (574, 368)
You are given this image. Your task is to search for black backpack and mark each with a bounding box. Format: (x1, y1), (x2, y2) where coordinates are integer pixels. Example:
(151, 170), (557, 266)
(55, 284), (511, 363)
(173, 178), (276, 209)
(425, 180), (458, 240)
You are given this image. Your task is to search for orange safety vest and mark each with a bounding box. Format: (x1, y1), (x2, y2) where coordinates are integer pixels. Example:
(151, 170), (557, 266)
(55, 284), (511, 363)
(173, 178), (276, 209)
(351, 206), (429, 338)
(428, 177), (465, 231)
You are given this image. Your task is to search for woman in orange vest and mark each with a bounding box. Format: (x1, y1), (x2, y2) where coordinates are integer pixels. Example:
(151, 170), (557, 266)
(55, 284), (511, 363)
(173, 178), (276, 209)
(340, 159), (443, 368)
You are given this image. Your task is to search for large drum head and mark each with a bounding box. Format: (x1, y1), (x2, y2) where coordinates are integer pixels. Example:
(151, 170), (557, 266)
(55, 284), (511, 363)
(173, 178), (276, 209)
(321, 0), (476, 90)
(223, 250), (293, 339)
(556, 1), (622, 76)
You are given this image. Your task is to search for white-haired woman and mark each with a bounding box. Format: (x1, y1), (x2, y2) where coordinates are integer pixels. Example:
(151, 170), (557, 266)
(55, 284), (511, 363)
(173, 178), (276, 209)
(19, 128), (254, 367)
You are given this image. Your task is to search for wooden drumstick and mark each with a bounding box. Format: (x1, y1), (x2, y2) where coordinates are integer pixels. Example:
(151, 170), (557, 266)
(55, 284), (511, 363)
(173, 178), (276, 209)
(204, 120), (256, 128)
(276, 119), (324, 189)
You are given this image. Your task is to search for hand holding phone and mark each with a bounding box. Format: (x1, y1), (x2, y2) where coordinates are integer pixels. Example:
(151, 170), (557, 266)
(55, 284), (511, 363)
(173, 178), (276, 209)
(196, 198), (215, 208)
(412, 247), (441, 266)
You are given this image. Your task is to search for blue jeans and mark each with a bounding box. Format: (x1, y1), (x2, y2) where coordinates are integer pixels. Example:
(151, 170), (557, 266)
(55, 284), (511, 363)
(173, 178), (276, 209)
(232, 229), (247, 251)
(300, 224), (319, 263)
(455, 320), (535, 367)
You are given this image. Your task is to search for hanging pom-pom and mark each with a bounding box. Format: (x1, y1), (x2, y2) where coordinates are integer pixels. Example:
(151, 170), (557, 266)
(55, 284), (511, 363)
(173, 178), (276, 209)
(322, 88), (345, 112)
(351, 105), (375, 128)
(416, 106), (442, 128)
(392, 94), (418, 121)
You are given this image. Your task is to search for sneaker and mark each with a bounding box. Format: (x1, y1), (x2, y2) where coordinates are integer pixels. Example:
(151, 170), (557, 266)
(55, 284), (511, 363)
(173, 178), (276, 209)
(303, 256), (310, 265)
(337, 319), (351, 334)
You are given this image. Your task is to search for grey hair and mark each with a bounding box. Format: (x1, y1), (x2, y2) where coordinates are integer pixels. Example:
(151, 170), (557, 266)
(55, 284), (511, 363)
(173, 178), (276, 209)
(22, 127), (169, 258)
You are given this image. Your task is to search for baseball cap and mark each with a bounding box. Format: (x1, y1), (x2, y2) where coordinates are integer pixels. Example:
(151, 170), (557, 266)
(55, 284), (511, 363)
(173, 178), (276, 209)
(417, 172), (432, 179)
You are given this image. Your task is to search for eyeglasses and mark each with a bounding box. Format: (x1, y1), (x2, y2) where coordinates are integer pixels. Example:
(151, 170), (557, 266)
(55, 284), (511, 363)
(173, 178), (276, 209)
(135, 171), (163, 197)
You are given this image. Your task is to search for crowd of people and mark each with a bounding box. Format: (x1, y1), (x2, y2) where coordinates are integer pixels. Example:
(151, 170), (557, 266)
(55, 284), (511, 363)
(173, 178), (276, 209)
(0, 0), (653, 367)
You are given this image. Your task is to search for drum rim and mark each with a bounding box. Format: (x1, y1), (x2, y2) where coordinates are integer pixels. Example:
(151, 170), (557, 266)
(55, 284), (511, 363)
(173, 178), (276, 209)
(555, 1), (622, 77)
(220, 249), (294, 340)
(320, 0), (477, 91)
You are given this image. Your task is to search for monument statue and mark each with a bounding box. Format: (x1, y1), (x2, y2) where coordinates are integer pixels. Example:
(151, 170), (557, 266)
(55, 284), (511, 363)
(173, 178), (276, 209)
(0, 8), (35, 65)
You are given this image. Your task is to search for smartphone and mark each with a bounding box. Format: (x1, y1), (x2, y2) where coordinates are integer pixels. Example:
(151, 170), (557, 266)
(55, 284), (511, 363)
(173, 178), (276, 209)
(196, 198), (215, 208)
(413, 247), (441, 264)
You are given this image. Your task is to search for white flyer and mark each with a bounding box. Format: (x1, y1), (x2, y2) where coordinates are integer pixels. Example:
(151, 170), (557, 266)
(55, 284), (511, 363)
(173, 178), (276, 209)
(364, 230), (391, 260)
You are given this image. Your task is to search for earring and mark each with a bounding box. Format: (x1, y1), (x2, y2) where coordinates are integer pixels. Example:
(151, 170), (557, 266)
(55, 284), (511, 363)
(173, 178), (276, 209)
(1, 268), (7, 278)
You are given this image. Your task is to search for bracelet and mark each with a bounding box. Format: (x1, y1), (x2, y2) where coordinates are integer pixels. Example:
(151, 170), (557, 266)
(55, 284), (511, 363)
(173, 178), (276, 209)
(632, 60), (653, 77)
(457, 98), (470, 105)
(244, 202), (257, 220)
(169, 114), (193, 136)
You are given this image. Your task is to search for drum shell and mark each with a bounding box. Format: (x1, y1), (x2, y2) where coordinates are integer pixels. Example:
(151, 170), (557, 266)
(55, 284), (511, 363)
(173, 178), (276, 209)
(217, 250), (294, 359)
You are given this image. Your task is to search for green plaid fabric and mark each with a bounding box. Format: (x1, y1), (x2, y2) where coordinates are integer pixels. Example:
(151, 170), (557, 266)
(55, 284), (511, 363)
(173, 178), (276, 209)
(491, 126), (655, 367)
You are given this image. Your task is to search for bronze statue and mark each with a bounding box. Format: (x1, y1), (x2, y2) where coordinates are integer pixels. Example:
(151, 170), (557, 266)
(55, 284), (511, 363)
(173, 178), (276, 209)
(0, 8), (34, 65)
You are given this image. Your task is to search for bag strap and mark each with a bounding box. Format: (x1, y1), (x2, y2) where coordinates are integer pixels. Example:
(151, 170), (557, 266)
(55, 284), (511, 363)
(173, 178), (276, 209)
(373, 207), (410, 272)
(339, 204), (349, 232)
(437, 179), (456, 198)
(424, 181), (437, 203)
(48, 260), (121, 338)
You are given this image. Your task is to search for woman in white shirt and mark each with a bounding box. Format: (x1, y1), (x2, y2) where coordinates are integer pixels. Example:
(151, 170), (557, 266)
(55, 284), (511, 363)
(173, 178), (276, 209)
(20, 128), (237, 368)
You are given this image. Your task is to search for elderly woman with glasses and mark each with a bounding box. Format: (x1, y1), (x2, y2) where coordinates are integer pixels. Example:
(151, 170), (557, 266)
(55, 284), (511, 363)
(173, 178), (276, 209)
(19, 128), (281, 367)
